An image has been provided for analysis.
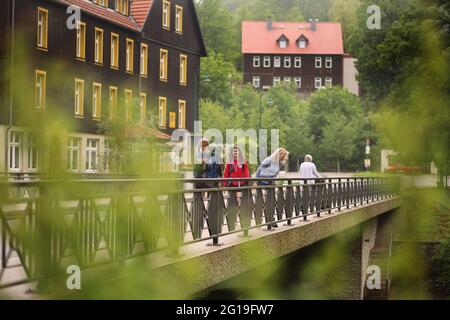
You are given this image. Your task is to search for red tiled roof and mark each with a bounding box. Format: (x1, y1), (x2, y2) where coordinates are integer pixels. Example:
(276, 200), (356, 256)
(242, 21), (344, 55)
(130, 0), (153, 29)
(124, 125), (171, 140)
(60, 0), (139, 31)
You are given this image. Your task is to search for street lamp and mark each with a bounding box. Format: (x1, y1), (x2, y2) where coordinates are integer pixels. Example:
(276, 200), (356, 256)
(193, 71), (211, 131)
(258, 91), (273, 163)
(258, 91), (273, 133)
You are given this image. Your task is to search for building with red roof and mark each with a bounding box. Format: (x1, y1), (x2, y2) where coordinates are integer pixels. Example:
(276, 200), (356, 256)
(242, 19), (346, 95)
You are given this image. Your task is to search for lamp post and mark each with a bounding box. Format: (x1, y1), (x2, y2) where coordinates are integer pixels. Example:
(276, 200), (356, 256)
(258, 90), (273, 163)
(193, 71), (211, 131)
(192, 71), (211, 166)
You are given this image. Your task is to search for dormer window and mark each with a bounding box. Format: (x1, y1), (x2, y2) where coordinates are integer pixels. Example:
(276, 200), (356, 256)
(93, 0), (107, 7)
(115, 0), (129, 16)
(296, 35), (309, 49)
(277, 35), (289, 49)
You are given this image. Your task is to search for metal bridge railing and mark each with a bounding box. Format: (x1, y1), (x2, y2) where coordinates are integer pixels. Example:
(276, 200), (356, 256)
(0, 176), (399, 289)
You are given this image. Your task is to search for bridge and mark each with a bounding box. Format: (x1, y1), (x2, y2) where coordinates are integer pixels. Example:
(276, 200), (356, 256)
(0, 177), (400, 299)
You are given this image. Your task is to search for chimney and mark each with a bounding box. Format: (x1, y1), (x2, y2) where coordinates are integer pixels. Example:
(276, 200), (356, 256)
(309, 18), (318, 32)
(267, 17), (273, 31)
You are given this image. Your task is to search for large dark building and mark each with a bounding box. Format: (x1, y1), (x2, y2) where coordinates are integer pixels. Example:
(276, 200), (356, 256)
(0, 0), (206, 175)
(242, 20), (345, 95)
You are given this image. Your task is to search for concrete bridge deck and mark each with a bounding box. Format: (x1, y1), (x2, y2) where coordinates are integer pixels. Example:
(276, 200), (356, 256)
(0, 177), (400, 299)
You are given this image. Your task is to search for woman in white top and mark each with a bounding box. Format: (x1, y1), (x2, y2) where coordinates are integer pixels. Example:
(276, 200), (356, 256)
(299, 154), (321, 182)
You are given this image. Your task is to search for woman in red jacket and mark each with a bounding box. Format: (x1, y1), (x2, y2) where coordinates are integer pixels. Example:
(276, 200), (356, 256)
(223, 145), (250, 187)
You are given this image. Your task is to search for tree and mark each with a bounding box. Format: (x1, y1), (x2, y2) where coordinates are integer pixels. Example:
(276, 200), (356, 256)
(305, 87), (365, 171)
(195, 0), (240, 64)
(328, 0), (361, 49)
(285, 6), (305, 22)
(199, 99), (232, 134)
(200, 52), (240, 107)
(321, 113), (360, 172)
(349, 0), (416, 105)
(352, 0), (450, 182)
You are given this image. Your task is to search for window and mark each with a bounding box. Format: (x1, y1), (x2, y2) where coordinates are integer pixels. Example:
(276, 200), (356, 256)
(140, 43), (148, 76)
(76, 22), (86, 60)
(140, 93), (147, 120)
(299, 40), (306, 48)
(126, 38), (134, 73)
(104, 140), (112, 172)
(125, 89), (133, 121)
(294, 77), (302, 89)
(9, 132), (22, 171)
(111, 33), (119, 69)
(294, 57), (302, 68)
(264, 56), (271, 68)
(162, 0), (171, 29)
(274, 56), (281, 68)
(175, 5), (183, 33)
(178, 100), (186, 129)
(284, 57), (291, 68)
(67, 137), (80, 171)
(326, 57), (333, 68)
(94, 28), (104, 64)
(169, 112), (176, 128)
(95, 0), (108, 7)
(253, 56), (260, 68)
(252, 76), (260, 88)
(158, 97), (167, 127)
(74, 79), (84, 116)
(27, 133), (38, 171)
(86, 139), (99, 173)
(180, 54), (188, 85)
(109, 86), (118, 119)
(279, 40), (287, 48)
(315, 77), (322, 89)
(315, 57), (322, 68)
(37, 7), (48, 50)
(115, 0), (128, 15)
(35, 70), (46, 110)
(160, 49), (168, 81)
(273, 77), (281, 86)
(92, 83), (102, 119)
(325, 77), (332, 87)
(284, 77), (291, 84)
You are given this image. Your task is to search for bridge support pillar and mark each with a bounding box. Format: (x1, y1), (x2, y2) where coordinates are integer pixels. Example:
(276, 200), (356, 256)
(310, 218), (378, 300)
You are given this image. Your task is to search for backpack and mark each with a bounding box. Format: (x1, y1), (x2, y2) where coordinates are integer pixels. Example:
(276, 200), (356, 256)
(227, 162), (247, 186)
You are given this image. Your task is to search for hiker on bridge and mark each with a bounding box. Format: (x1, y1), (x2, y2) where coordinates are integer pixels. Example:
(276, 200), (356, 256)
(299, 154), (321, 183)
(223, 144), (250, 188)
(255, 148), (289, 228)
(194, 138), (223, 189)
(255, 148), (289, 185)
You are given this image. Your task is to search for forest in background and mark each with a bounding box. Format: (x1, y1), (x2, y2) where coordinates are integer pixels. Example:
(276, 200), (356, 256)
(194, 0), (449, 175)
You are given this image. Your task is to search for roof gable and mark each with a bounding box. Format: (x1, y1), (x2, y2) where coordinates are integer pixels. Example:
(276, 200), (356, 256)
(130, 0), (154, 29)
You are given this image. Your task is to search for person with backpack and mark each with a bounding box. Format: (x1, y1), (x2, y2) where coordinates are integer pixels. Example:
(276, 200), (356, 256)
(223, 145), (250, 188)
(193, 138), (224, 188)
(203, 143), (223, 188)
(193, 138), (210, 189)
